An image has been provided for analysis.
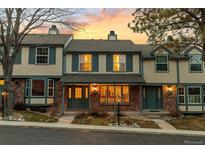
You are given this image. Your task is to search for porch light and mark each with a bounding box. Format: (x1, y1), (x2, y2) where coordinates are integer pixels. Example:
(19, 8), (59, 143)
(92, 84), (98, 92)
(167, 85), (173, 96)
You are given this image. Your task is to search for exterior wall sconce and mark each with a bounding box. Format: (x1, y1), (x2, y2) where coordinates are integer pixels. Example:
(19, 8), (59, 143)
(91, 84), (98, 96)
(167, 85), (173, 96)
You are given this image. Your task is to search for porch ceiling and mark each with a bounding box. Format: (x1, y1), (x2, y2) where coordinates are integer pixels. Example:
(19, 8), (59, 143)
(60, 74), (144, 84)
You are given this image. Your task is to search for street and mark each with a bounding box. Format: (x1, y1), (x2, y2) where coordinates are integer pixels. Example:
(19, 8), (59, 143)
(0, 126), (205, 145)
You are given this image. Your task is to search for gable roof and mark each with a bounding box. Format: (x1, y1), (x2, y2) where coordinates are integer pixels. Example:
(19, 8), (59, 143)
(0, 34), (72, 45)
(65, 39), (141, 52)
(179, 45), (203, 56)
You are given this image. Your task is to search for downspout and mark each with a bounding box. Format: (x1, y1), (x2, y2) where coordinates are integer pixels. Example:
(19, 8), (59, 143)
(61, 84), (65, 115)
(176, 58), (180, 112)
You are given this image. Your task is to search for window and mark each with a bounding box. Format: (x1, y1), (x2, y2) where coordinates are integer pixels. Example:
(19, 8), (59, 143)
(85, 87), (89, 98)
(75, 88), (82, 98)
(178, 86), (185, 104)
(100, 86), (107, 103)
(31, 80), (45, 96)
(189, 54), (202, 72)
(25, 79), (30, 97)
(36, 47), (49, 64)
(203, 86), (205, 103)
(100, 85), (129, 104)
(48, 79), (54, 97)
(79, 54), (92, 71)
(155, 55), (168, 72)
(113, 55), (126, 72)
(188, 87), (201, 104)
(68, 88), (72, 98)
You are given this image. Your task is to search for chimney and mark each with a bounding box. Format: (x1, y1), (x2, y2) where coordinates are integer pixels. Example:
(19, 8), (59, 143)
(108, 31), (117, 40)
(49, 25), (59, 34)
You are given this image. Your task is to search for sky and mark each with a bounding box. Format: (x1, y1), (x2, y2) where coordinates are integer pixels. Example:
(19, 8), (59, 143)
(33, 8), (148, 44)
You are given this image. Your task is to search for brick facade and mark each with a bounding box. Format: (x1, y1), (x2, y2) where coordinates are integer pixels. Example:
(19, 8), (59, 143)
(162, 85), (177, 113)
(89, 85), (141, 112)
(11, 79), (25, 105)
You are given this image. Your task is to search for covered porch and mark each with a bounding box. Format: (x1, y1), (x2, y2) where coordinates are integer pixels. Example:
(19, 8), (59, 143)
(60, 74), (144, 112)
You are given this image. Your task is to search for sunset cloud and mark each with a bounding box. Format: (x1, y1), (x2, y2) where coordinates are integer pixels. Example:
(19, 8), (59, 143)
(31, 8), (148, 44)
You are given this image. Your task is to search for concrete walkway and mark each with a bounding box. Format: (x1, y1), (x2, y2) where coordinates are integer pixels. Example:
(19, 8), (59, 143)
(152, 119), (176, 130)
(58, 115), (74, 124)
(0, 120), (205, 137)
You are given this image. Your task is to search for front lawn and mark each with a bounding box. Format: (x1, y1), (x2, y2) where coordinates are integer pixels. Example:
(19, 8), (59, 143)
(167, 117), (205, 131)
(71, 112), (160, 129)
(21, 111), (58, 123)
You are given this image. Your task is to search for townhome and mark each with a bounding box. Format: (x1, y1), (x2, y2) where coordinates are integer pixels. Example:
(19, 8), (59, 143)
(60, 31), (144, 113)
(0, 25), (72, 110)
(0, 26), (204, 114)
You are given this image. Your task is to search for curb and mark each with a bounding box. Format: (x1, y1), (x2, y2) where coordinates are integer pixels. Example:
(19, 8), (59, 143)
(0, 121), (205, 137)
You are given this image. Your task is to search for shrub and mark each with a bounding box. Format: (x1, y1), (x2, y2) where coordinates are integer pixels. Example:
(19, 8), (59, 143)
(13, 103), (26, 111)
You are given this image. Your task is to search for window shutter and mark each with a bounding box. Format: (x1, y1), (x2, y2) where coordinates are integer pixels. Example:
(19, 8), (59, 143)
(106, 54), (113, 72)
(14, 48), (22, 64)
(72, 54), (79, 72)
(29, 47), (36, 64)
(92, 53), (99, 72)
(126, 54), (133, 72)
(49, 47), (56, 64)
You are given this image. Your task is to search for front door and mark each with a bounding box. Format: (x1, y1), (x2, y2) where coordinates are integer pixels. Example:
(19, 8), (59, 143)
(143, 86), (162, 110)
(67, 86), (89, 110)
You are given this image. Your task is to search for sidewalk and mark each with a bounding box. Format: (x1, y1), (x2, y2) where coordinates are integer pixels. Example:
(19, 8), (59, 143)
(0, 120), (205, 137)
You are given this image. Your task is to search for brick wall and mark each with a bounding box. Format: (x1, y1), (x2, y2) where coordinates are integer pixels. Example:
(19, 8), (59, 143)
(90, 85), (141, 112)
(162, 85), (177, 113)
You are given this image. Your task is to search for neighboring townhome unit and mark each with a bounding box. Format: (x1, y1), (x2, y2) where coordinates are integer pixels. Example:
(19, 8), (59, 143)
(0, 25), (72, 110)
(60, 31), (144, 113)
(177, 45), (205, 113)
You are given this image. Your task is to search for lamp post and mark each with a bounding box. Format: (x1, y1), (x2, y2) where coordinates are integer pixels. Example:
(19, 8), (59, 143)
(117, 99), (120, 126)
(1, 89), (8, 119)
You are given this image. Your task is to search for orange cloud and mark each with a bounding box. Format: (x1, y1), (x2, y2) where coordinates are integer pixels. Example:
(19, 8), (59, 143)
(73, 9), (148, 44)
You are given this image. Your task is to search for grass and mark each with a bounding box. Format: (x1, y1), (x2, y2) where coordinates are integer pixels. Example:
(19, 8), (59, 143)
(71, 112), (160, 129)
(167, 117), (205, 131)
(21, 111), (58, 123)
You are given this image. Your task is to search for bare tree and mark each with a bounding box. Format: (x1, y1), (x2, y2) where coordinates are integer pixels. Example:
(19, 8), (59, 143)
(0, 8), (82, 118)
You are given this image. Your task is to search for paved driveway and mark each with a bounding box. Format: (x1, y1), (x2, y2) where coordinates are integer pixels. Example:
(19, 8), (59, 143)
(0, 126), (204, 145)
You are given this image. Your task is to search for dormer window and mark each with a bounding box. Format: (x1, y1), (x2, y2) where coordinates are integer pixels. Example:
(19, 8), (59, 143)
(155, 55), (168, 72)
(36, 47), (49, 64)
(113, 54), (126, 72)
(79, 54), (92, 71)
(189, 54), (202, 72)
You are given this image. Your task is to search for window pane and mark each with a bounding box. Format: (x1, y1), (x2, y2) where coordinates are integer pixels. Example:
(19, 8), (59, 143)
(179, 96), (185, 104)
(190, 55), (202, 64)
(178, 87), (184, 95)
(32, 80), (45, 96)
(108, 86), (114, 103)
(85, 87), (88, 99)
(79, 54), (92, 71)
(156, 56), (167, 63)
(113, 55), (126, 72)
(36, 47), (48, 64)
(122, 86), (129, 103)
(75, 88), (82, 98)
(191, 64), (202, 72)
(48, 80), (54, 97)
(157, 64), (167, 71)
(188, 87), (200, 95)
(100, 86), (107, 103)
(115, 86), (121, 102)
(68, 88), (72, 98)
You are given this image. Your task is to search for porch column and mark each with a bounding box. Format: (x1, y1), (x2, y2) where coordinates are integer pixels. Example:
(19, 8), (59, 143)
(61, 85), (65, 114)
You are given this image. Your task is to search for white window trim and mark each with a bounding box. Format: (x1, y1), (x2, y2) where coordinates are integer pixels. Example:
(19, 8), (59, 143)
(155, 54), (169, 72)
(113, 54), (126, 72)
(48, 79), (54, 97)
(31, 79), (46, 97)
(187, 86), (202, 104)
(35, 47), (49, 64)
(178, 86), (185, 104)
(189, 54), (203, 72)
(78, 54), (92, 72)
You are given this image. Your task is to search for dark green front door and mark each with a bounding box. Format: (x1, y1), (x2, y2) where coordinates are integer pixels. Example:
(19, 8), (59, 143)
(144, 86), (162, 109)
(67, 86), (89, 110)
